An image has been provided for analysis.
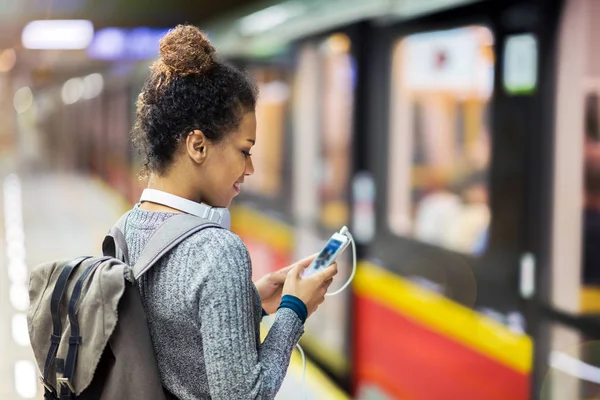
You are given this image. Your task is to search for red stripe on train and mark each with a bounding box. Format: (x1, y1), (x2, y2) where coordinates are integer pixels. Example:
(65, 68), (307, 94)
(353, 295), (530, 400)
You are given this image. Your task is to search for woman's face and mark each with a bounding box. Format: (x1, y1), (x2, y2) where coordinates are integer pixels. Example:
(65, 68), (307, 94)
(197, 112), (256, 208)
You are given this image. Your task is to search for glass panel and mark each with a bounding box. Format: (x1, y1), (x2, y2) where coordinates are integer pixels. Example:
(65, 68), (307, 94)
(388, 26), (494, 255)
(318, 33), (355, 230)
(244, 67), (290, 198)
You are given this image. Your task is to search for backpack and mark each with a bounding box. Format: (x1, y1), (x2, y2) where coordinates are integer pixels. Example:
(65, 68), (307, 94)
(27, 210), (221, 400)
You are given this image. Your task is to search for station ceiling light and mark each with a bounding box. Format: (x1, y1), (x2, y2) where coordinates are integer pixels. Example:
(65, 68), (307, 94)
(22, 20), (94, 50)
(238, 1), (305, 36)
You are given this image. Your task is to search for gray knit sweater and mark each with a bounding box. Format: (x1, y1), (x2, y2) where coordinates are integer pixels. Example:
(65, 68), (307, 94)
(123, 206), (304, 399)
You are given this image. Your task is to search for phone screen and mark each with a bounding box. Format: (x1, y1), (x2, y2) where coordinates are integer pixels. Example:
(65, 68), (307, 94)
(303, 238), (345, 277)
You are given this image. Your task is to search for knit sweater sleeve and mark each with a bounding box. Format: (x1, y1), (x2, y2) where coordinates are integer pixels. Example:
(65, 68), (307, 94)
(193, 229), (304, 400)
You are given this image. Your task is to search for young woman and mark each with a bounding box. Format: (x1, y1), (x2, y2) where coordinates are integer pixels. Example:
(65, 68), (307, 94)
(123, 25), (338, 399)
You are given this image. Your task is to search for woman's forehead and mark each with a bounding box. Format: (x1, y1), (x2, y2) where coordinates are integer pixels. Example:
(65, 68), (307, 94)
(231, 112), (256, 141)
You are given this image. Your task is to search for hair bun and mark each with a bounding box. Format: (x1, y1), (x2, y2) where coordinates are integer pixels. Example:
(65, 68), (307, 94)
(159, 25), (215, 76)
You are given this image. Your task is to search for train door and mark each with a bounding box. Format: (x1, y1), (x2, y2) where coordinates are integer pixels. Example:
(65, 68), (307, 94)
(356, 1), (551, 399)
(290, 28), (361, 390)
(539, 0), (600, 399)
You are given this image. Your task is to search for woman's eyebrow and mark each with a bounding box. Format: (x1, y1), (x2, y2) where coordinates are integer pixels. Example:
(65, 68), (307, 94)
(247, 139), (255, 145)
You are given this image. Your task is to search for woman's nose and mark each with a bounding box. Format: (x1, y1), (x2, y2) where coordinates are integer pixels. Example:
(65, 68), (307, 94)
(245, 157), (254, 176)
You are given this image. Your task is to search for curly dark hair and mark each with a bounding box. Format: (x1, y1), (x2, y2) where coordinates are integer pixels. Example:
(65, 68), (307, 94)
(131, 24), (258, 177)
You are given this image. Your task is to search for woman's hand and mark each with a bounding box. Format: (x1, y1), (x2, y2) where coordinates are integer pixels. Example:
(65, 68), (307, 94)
(282, 255), (338, 318)
(255, 265), (294, 315)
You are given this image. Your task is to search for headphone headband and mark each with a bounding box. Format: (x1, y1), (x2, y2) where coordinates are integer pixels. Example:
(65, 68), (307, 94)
(140, 189), (231, 229)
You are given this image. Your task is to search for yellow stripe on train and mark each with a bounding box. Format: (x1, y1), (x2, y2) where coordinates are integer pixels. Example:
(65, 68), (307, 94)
(354, 262), (533, 374)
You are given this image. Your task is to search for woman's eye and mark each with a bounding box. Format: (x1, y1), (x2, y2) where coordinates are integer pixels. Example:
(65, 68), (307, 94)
(242, 150), (252, 158)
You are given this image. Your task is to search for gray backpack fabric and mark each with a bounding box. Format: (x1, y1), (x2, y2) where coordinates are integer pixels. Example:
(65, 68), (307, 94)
(27, 211), (221, 400)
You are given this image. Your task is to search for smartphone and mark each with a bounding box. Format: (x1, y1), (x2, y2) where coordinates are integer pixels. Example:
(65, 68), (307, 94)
(302, 232), (350, 278)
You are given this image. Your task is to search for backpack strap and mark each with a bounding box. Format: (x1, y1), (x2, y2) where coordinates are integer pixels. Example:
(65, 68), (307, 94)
(59, 258), (109, 399)
(42, 256), (91, 399)
(102, 211), (131, 264)
(133, 213), (222, 279)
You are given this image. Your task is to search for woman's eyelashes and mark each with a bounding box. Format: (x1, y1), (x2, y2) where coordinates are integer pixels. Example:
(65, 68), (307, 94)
(241, 150), (252, 158)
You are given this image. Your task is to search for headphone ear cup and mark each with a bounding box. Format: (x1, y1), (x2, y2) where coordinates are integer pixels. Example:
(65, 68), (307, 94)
(211, 208), (231, 230)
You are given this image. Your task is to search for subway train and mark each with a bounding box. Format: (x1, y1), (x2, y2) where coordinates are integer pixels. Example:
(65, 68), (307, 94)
(21, 0), (600, 398)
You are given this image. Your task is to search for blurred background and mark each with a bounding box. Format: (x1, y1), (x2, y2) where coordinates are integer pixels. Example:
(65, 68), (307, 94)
(1, 0), (599, 398)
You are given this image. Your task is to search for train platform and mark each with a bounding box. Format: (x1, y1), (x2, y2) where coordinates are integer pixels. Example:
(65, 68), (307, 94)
(0, 171), (348, 399)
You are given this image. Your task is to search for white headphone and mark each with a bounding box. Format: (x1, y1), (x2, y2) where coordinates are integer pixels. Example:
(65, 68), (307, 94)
(139, 188), (231, 229)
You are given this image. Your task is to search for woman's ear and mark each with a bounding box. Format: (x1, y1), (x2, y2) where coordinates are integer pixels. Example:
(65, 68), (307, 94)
(186, 130), (208, 164)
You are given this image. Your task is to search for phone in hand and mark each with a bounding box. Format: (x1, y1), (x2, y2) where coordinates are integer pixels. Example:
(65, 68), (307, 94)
(301, 231), (350, 278)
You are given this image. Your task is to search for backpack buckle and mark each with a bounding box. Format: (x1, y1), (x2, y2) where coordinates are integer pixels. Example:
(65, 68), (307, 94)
(40, 375), (55, 392)
(57, 377), (75, 393)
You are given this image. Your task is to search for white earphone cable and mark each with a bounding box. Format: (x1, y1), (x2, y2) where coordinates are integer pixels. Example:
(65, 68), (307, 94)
(295, 228), (357, 398)
(295, 342), (307, 399)
(325, 229), (356, 297)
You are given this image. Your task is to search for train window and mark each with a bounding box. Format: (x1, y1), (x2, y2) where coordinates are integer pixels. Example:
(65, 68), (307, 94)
(387, 26), (494, 255)
(243, 68), (290, 198)
(583, 94), (600, 275)
(317, 33), (355, 230)
(580, 92), (600, 315)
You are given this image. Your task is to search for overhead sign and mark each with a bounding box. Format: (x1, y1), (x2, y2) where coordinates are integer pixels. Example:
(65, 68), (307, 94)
(503, 34), (538, 95)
